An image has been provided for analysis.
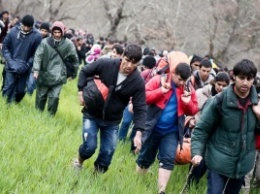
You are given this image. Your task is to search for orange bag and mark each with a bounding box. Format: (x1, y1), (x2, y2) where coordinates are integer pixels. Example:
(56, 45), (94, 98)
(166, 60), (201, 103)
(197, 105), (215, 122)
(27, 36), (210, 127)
(93, 78), (109, 100)
(155, 56), (169, 74)
(174, 141), (191, 165)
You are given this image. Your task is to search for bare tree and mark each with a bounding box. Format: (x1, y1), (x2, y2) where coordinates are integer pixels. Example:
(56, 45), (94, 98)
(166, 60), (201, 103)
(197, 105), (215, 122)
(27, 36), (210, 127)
(102, 0), (127, 39)
(1, 0), (260, 69)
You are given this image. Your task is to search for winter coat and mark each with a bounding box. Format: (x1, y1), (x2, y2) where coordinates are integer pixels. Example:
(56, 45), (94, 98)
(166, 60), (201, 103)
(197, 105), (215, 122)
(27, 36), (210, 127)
(190, 70), (215, 90)
(143, 75), (198, 145)
(77, 58), (146, 131)
(33, 37), (78, 86)
(195, 84), (212, 121)
(3, 25), (42, 74)
(191, 84), (259, 179)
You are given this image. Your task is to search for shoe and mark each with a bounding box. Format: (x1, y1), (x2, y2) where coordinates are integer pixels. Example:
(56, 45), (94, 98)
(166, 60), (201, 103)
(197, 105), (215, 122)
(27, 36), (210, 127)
(73, 158), (83, 170)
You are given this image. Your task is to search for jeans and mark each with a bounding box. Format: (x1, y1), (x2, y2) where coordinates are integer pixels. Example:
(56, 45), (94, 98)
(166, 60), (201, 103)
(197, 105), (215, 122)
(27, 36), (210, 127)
(136, 130), (179, 170)
(118, 106), (134, 141)
(2, 71), (27, 103)
(27, 72), (37, 95)
(207, 170), (244, 194)
(78, 114), (119, 172)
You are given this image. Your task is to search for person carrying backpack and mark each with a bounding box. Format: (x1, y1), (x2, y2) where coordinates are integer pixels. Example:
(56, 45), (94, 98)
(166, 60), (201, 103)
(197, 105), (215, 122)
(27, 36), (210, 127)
(74, 44), (147, 173)
(136, 51), (198, 194)
(191, 59), (260, 194)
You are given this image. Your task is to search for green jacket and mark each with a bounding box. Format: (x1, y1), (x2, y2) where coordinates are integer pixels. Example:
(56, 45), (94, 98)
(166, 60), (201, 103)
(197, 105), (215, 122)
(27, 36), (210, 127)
(191, 84), (259, 178)
(33, 37), (78, 86)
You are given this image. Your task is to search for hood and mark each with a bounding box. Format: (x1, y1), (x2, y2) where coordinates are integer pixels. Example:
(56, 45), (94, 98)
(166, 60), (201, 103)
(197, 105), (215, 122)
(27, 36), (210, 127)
(51, 21), (65, 36)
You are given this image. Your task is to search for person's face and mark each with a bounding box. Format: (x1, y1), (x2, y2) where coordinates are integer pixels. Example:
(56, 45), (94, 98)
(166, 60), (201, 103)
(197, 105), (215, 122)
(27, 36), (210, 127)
(76, 39), (83, 46)
(21, 25), (32, 33)
(40, 29), (49, 38)
(234, 75), (254, 97)
(171, 73), (186, 87)
(110, 48), (121, 59)
(215, 81), (228, 93)
(191, 61), (200, 71)
(199, 66), (212, 81)
(52, 30), (62, 40)
(120, 56), (138, 75)
(2, 13), (9, 21)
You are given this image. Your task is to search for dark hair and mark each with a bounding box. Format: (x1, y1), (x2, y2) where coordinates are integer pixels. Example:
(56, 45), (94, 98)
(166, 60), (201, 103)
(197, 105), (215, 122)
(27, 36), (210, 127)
(233, 59), (257, 80)
(190, 54), (203, 65)
(1, 11), (9, 15)
(123, 44), (142, 64)
(112, 44), (124, 55)
(143, 47), (150, 55)
(142, 56), (156, 69)
(215, 72), (230, 85)
(147, 50), (155, 56)
(200, 59), (212, 68)
(175, 63), (191, 80)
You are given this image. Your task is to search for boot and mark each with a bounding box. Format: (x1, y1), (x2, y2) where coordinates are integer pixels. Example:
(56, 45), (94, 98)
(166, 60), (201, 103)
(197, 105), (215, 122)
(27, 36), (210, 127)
(47, 97), (59, 115)
(15, 92), (26, 103)
(35, 95), (47, 111)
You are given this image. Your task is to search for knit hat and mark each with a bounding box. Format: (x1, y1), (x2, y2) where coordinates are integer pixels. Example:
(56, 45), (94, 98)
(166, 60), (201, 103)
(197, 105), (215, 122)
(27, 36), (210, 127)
(21, 15), (34, 27)
(142, 56), (156, 69)
(51, 21), (65, 36)
(40, 22), (50, 32)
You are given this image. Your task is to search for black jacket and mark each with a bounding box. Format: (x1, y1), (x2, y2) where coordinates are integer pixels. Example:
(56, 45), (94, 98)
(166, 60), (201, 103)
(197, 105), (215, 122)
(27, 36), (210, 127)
(78, 58), (146, 131)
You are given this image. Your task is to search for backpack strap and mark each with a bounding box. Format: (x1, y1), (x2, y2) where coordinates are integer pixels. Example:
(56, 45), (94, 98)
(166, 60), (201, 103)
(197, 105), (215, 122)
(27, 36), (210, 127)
(215, 92), (224, 115)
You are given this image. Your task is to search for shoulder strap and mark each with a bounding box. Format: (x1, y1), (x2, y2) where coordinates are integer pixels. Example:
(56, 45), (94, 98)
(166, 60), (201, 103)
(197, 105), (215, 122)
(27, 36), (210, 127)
(200, 91), (224, 115)
(47, 37), (66, 63)
(215, 92), (224, 115)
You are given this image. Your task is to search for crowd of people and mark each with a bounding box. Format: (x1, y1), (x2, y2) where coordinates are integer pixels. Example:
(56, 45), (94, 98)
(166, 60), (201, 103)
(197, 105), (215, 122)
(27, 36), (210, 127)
(1, 11), (260, 194)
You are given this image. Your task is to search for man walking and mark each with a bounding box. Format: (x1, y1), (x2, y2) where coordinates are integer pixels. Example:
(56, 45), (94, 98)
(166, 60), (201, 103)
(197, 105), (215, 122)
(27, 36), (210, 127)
(2, 14), (42, 103)
(136, 51), (198, 194)
(74, 44), (146, 173)
(191, 59), (260, 194)
(33, 21), (78, 115)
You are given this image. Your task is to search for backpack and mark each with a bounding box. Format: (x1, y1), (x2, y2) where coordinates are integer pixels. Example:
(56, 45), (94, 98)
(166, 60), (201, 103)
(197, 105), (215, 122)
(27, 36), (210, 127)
(83, 77), (109, 117)
(155, 56), (169, 75)
(204, 92), (260, 150)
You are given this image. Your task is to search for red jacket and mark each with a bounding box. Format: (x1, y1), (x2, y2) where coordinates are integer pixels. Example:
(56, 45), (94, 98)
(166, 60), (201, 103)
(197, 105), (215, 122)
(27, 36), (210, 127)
(143, 75), (198, 145)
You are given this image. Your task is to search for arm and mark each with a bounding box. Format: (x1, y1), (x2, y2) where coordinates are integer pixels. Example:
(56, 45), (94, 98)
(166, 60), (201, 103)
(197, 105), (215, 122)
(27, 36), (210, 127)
(181, 85), (199, 116)
(145, 75), (170, 104)
(32, 42), (45, 78)
(253, 100), (260, 121)
(77, 60), (102, 91)
(191, 97), (219, 162)
(27, 33), (42, 67)
(2, 32), (13, 62)
(67, 41), (79, 79)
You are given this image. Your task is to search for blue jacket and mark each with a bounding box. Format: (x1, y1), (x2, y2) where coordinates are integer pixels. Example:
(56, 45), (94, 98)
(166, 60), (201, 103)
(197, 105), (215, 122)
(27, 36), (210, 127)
(2, 25), (42, 73)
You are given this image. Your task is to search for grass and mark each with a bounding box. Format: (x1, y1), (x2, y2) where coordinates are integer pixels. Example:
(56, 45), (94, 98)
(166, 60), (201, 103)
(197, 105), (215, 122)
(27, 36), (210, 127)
(0, 64), (259, 194)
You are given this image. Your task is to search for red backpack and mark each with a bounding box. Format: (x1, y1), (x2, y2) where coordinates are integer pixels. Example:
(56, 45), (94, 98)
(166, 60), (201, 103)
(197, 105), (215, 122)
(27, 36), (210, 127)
(155, 56), (169, 75)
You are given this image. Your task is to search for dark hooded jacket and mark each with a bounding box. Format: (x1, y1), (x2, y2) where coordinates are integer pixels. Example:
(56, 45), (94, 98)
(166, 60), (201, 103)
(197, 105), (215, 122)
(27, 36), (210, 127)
(3, 24), (42, 74)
